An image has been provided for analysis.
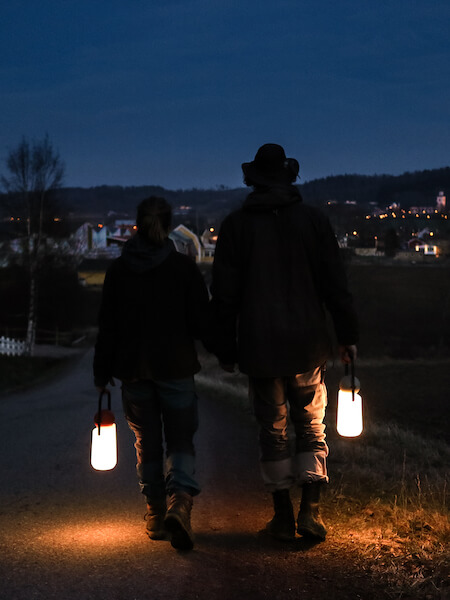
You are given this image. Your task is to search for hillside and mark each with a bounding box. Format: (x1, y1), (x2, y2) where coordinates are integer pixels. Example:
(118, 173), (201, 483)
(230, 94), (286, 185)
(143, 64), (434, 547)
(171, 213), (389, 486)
(1, 166), (449, 225)
(300, 167), (450, 207)
(57, 166), (450, 216)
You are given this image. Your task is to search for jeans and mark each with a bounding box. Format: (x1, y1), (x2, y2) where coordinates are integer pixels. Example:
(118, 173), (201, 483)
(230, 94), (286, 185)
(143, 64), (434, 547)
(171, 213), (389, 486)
(121, 377), (200, 502)
(249, 366), (329, 491)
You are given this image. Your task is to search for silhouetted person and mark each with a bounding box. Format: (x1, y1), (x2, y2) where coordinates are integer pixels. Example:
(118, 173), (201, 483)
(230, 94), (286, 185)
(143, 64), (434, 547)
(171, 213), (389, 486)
(93, 197), (208, 550)
(209, 144), (358, 542)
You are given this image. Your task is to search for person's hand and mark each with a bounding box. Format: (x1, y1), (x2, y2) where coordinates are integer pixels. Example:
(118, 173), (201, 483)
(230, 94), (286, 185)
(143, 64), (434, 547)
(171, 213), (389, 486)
(339, 344), (357, 364)
(219, 362), (236, 373)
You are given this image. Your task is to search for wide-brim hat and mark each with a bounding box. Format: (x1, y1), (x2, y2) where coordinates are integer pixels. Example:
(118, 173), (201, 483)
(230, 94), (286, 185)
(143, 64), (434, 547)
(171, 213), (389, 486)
(242, 143), (299, 186)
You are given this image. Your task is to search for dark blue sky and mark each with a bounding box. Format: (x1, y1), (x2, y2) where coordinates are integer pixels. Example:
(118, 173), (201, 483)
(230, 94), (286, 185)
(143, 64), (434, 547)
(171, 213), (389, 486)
(1, 1), (449, 189)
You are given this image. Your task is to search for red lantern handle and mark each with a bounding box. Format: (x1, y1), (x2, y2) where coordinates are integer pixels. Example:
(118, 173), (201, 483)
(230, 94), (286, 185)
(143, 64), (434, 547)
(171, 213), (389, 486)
(344, 357), (356, 402)
(96, 390), (112, 435)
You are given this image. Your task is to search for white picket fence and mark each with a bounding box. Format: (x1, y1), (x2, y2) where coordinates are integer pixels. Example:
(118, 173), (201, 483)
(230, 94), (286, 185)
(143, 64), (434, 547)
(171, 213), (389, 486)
(0, 336), (27, 357)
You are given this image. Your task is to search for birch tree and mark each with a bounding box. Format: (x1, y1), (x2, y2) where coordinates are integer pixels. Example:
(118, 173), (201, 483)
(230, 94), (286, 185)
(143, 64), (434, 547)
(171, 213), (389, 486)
(1, 136), (65, 355)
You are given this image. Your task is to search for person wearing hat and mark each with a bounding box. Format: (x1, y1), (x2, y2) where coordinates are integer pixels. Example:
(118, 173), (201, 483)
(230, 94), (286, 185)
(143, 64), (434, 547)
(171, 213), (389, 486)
(209, 143), (358, 542)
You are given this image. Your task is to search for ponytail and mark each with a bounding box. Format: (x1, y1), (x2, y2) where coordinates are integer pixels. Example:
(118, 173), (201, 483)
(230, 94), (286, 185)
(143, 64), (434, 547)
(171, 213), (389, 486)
(136, 197), (172, 245)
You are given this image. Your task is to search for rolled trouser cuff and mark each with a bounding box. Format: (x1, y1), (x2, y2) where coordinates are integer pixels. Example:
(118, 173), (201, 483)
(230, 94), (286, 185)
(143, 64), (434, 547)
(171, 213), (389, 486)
(166, 452), (201, 497)
(294, 450), (329, 485)
(137, 462), (166, 502)
(260, 457), (294, 492)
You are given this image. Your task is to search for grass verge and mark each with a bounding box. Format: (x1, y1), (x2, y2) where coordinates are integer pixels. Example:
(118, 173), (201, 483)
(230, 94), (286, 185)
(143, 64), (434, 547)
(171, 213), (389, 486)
(0, 355), (73, 395)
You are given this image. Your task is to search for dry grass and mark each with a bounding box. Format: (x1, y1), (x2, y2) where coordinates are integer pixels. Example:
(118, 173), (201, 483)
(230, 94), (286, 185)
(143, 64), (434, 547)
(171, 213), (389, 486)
(326, 427), (449, 599)
(195, 352), (450, 599)
(328, 502), (449, 599)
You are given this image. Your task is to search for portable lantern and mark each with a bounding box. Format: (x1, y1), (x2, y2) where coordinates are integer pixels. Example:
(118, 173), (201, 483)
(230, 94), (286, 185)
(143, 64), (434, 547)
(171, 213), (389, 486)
(90, 390), (117, 471)
(336, 358), (363, 437)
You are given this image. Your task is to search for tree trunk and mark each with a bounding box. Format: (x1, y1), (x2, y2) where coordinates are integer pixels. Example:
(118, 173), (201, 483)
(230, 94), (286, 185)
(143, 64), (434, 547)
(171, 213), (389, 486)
(25, 234), (38, 357)
(25, 271), (37, 357)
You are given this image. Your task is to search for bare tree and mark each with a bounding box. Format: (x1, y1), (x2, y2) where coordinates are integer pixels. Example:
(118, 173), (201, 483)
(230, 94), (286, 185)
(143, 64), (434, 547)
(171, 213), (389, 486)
(1, 135), (65, 355)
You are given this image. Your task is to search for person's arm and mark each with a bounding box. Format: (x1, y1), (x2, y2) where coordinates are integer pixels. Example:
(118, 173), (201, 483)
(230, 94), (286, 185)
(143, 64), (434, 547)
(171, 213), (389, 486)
(186, 261), (210, 340)
(207, 215), (241, 368)
(339, 344), (358, 364)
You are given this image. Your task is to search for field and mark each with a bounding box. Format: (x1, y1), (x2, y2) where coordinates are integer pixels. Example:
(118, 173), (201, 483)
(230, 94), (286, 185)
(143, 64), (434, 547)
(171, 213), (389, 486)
(347, 263), (450, 360)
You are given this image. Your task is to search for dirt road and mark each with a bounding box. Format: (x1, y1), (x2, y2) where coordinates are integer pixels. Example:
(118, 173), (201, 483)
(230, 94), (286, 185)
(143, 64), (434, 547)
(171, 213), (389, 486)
(0, 350), (391, 600)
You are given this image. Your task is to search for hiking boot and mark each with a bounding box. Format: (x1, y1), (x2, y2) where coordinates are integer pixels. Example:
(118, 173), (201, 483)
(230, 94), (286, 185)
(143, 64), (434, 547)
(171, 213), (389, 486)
(164, 491), (194, 550)
(145, 501), (168, 540)
(297, 482), (327, 540)
(266, 489), (295, 542)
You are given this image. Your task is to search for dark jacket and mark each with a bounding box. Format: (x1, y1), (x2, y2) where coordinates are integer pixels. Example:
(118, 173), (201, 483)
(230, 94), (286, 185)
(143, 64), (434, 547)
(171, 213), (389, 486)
(93, 235), (209, 386)
(210, 184), (358, 377)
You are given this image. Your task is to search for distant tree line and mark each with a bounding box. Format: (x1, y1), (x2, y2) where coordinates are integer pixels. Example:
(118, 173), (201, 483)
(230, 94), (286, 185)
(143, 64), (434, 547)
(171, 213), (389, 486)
(33, 167), (450, 221)
(55, 185), (247, 225)
(299, 168), (450, 207)
(1, 166), (449, 226)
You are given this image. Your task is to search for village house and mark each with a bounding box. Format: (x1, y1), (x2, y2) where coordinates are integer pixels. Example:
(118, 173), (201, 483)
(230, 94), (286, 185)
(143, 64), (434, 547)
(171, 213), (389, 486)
(75, 221), (217, 286)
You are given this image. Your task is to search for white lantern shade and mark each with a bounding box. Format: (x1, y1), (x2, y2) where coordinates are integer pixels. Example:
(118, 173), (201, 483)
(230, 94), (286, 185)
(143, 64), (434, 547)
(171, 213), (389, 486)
(91, 423), (117, 470)
(337, 390), (363, 437)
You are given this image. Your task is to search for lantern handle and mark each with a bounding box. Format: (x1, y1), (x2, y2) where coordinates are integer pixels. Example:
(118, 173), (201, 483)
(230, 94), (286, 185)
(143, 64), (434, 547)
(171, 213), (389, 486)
(344, 356), (356, 402)
(97, 389), (112, 435)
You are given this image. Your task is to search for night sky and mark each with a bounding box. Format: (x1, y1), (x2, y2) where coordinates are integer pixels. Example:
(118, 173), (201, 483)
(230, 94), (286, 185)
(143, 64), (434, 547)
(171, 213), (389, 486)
(1, 1), (449, 190)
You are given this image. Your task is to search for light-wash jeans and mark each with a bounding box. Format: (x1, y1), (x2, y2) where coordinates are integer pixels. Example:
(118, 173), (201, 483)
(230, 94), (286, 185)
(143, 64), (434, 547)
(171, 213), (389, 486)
(121, 377), (201, 503)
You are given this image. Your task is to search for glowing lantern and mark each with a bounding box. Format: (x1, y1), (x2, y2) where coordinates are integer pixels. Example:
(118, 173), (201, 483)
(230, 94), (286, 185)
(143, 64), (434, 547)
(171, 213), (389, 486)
(337, 360), (363, 437)
(90, 390), (117, 471)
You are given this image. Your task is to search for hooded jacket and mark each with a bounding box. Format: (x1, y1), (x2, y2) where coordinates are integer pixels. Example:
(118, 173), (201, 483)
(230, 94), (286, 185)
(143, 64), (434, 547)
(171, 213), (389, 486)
(93, 234), (209, 386)
(210, 184), (358, 377)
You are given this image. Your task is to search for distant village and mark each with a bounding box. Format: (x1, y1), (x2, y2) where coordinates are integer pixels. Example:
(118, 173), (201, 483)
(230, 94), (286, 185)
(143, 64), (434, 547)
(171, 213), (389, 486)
(0, 189), (448, 289)
(75, 220), (217, 286)
(331, 190), (448, 259)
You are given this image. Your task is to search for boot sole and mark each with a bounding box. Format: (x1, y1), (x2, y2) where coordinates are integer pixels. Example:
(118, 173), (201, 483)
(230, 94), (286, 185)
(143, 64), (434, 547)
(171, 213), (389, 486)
(146, 529), (170, 541)
(164, 515), (194, 551)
